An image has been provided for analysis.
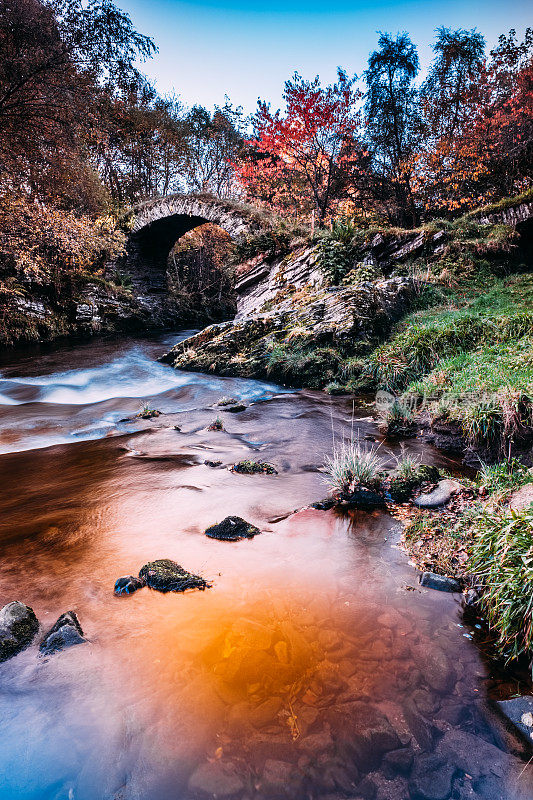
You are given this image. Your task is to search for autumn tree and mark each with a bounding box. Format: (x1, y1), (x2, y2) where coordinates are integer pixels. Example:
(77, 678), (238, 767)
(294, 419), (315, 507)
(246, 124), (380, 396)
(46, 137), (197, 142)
(237, 70), (365, 224)
(181, 102), (245, 197)
(364, 32), (420, 227)
(0, 0), (155, 207)
(414, 27), (532, 214)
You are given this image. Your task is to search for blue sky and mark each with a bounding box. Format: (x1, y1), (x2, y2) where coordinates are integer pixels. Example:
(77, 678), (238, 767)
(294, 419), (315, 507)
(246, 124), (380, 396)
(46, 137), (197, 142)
(124, 0), (532, 113)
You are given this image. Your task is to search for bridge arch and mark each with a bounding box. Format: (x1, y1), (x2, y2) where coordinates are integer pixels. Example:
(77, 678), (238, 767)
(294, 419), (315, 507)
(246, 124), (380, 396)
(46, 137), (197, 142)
(117, 194), (257, 294)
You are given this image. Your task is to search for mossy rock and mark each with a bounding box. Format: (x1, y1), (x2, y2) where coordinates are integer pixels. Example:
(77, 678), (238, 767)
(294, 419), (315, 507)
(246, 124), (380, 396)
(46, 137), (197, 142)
(231, 460), (277, 474)
(416, 465), (441, 483)
(205, 516), (262, 541)
(388, 476), (419, 502)
(139, 559), (210, 593)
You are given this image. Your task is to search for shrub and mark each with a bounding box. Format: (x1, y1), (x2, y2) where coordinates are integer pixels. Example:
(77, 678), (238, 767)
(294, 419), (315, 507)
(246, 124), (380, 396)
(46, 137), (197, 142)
(231, 227), (292, 263)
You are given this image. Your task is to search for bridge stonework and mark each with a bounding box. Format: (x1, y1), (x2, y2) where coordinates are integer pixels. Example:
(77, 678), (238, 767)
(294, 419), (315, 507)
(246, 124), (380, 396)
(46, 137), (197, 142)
(114, 194), (255, 297)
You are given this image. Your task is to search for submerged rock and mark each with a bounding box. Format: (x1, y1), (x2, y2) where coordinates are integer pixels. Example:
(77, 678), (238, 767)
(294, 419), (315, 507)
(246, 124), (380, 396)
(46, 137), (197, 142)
(344, 489), (386, 509)
(138, 559), (210, 592)
(496, 695), (533, 745)
(408, 753), (455, 800)
(114, 575), (146, 596)
(414, 479), (461, 508)
(40, 611), (86, 656)
(420, 572), (462, 593)
(0, 601), (39, 662)
(188, 760), (244, 797)
(205, 516), (262, 541)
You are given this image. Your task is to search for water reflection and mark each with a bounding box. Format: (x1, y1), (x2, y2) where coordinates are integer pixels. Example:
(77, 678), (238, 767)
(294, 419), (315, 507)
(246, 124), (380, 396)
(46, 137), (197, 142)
(0, 334), (531, 800)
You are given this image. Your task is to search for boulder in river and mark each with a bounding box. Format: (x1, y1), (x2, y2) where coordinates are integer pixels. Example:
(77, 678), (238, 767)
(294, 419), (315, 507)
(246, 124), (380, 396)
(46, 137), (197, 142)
(414, 479), (461, 508)
(205, 516), (262, 541)
(139, 559), (210, 592)
(0, 601), (39, 662)
(40, 611), (86, 656)
(114, 575), (146, 596)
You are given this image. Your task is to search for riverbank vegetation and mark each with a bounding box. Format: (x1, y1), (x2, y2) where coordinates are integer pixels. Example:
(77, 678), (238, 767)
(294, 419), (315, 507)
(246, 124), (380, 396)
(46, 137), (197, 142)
(401, 460), (533, 675)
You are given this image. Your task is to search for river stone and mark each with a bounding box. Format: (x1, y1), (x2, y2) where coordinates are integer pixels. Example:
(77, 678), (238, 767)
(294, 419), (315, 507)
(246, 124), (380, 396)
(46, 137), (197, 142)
(223, 404), (247, 413)
(341, 703), (401, 770)
(0, 601), (39, 662)
(262, 758), (293, 789)
(205, 516), (261, 541)
(382, 747), (414, 777)
(508, 483), (533, 512)
(496, 695), (533, 744)
(345, 489), (386, 509)
(40, 611), (85, 656)
(420, 572), (462, 593)
(409, 753), (455, 800)
(414, 479), (461, 508)
(138, 559), (209, 592)
(402, 701), (437, 752)
(188, 760), (244, 797)
(114, 575), (146, 596)
(435, 728), (521, 781)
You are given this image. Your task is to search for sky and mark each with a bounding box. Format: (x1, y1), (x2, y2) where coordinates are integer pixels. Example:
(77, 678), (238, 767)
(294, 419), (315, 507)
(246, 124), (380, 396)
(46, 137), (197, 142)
(124, 0), (532, 113)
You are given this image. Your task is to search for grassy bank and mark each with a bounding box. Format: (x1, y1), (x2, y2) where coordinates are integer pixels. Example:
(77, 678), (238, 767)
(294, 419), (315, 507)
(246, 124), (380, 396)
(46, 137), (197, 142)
(400, 460), (533, 676)
(363, 274), (533, 454)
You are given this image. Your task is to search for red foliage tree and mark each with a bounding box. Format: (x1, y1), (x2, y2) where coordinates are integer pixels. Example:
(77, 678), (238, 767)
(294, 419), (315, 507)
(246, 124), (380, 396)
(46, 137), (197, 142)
(237, 70), (367, 225)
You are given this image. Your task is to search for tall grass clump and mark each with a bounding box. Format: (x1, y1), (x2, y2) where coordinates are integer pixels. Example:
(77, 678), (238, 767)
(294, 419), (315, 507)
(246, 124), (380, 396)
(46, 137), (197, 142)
(469, 506), (533, 674)
(478, 458), (531, 495)
(324, 434), (384, 495)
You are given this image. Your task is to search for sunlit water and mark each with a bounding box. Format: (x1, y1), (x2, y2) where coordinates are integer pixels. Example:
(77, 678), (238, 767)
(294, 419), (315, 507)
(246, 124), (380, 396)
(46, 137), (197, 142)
(0, 333), (531, 800)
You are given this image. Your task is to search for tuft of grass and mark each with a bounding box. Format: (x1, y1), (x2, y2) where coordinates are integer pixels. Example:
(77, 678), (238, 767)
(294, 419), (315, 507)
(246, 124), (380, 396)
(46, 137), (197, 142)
(217, 396), (237, 406)
(478, 458), (531, 495)
(207, 416), (225, 431)
(394, 448), (422, 482)
(468, 505), (533, 674)
(381, 399), (416, 438)
(136, 404), (161, 419)
(324, 435), (385, 495)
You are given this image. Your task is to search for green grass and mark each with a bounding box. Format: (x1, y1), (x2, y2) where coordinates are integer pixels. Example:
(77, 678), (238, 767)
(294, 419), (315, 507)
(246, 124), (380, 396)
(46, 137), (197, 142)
(469, 505), (533, 674)
(363, 274), (533, 449)
(323, 435), (385, 496)
(403, 458), (533, 673)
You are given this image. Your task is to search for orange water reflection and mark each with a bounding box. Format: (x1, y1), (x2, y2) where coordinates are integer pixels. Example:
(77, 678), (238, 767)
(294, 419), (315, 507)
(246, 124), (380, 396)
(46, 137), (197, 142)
(0, 347), (531, 799)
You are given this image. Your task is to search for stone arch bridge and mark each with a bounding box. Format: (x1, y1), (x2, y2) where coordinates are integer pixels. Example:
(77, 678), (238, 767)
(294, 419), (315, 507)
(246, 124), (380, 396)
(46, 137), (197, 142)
(115, 194), (260, 294)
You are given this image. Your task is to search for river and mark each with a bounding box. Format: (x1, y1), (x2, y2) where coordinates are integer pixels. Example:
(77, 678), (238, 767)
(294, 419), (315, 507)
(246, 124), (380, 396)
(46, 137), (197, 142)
(0, 332), (531, 800)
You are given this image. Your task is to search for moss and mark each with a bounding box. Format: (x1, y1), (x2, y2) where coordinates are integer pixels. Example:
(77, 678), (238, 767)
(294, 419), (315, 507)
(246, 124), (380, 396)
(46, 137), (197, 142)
(231, 460), (277, 475)
(138, 559), (210, 592)
(205, 516), (261, 540)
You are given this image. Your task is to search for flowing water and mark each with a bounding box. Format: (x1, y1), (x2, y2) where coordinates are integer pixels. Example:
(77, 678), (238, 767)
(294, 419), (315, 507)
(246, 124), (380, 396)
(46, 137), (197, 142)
(0, 333), (531, 800)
